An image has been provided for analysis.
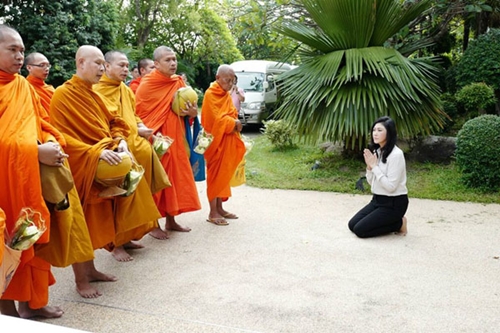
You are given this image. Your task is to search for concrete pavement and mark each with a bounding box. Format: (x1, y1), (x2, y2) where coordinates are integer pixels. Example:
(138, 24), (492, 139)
(6, 183), (500, 332)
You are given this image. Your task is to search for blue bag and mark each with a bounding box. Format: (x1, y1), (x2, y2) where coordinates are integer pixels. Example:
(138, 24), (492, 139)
(184, 116), (206, 181)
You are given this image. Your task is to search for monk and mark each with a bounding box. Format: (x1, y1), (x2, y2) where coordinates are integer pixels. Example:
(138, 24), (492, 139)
(129, 58), (155, 94)
(25, 52), (54, 113)
(50, 45), (156, 298)
(24, 53), (96, 270)
(0, 24), (64, 318)
(136, 46), (201, 239)
(95, 50), (169, 260)
(201, 65), (246, 225)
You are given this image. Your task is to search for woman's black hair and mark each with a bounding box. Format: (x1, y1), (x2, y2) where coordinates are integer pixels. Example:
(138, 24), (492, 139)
(368, 116), (397, 163)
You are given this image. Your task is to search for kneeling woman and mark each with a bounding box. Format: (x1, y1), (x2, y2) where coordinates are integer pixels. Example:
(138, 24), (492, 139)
(348, 116), (408, 238)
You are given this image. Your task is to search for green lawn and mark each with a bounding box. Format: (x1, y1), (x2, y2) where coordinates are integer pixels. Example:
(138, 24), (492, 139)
(245, 136), (500, 204)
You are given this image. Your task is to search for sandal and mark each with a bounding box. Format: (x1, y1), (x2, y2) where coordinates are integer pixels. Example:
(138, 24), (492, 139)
(206, 217), (229, 226)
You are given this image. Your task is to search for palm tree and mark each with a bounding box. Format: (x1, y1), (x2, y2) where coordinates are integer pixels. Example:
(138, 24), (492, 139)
(275, 0), (449, 150)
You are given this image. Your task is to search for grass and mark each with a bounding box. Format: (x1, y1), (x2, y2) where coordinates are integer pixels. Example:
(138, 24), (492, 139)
(245, 136), (500, 204)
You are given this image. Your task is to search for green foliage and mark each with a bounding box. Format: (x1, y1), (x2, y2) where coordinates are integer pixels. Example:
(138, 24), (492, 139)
(274, 0), (448, 149)
(225, 0), (301, 62)
(117, 1), (243, 90)
(455, 82), (497, 114)
(245, 134), (500, 203)
(261, 119), (296, 150)
(454, 28), (500, 91)
(455, 115), (500, 191)
(0, 0), (119, 86)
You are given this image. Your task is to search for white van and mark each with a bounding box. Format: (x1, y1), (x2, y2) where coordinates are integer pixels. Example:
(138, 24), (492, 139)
(230, 60), (292, 125)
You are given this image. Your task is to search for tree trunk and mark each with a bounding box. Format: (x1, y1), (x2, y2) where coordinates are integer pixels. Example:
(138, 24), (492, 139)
(463, 19), (470, 51)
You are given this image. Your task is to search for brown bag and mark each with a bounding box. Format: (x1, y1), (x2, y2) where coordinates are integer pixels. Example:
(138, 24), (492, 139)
(150, 152), (171, 194)
(39, 163), (74, 204)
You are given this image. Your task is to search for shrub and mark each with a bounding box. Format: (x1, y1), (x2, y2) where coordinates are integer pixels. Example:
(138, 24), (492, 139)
(261, 119), (296, 150)
(454, 29), (500, 91)
(455, 115), (500, 192)
(455, 82), (497, 115)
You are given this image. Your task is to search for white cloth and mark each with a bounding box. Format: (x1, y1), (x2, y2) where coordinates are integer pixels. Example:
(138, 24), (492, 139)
(366, 145), (408, 196)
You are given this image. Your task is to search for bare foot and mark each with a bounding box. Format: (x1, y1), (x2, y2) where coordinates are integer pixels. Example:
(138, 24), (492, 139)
(396, 216), (408, 236)
(123, 241), (144, 249)
(166, 216), (191, 232)
(18, 303), (64, 319)
(111, 246), (133, 262)
(76, 281), (103, 299)
(88, 269), (118, 283)
(149, 227), (169, 239)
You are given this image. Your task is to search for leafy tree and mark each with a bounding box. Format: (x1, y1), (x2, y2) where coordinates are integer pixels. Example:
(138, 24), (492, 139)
(0, 0), (119, 86)
(275, 0), (448, 150)
(454, 28), (500, 91)
(225, 0), (302, 62)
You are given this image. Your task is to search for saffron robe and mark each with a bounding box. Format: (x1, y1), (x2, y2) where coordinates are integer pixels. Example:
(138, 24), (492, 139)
(26, 75), (55, 114)
(129, 77), (141, 94)
(201, 82), (245, 201)
(136, 69), (201, 216)
(0, 72), (57, 308)
(50, 75), (138, 250)
(28, 77), (94, 268)
(94, 74), (166, 245)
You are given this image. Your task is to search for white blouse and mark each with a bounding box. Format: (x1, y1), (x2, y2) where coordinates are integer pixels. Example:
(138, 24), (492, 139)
(366, 145), (408, 196)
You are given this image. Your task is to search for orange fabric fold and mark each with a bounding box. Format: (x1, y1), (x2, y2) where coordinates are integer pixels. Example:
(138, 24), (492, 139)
(136, 70), (201, 216)
(201, 82), (245, 201)
(26, 75), (55, 114)
(95, 74), (161, 246)
(28, 76), (94, 268)
(0, 72), (55, 308)
(50, 75), (130, 250)
(129, 77), (141, 94)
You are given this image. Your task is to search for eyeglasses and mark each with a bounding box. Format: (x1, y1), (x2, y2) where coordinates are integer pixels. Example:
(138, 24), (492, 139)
(30, 63), (51, 69)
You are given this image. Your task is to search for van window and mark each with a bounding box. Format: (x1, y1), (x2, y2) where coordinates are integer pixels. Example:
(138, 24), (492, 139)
(267, 80), (275, 92)
(235, 72), (265, 92)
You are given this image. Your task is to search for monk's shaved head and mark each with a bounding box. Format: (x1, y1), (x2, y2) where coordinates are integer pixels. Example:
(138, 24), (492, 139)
(215, 64), (235, 92)
(75, 45), (105, 84)
(25, 52), (45, 65)
(103, 50), (129, 82)
(76, 45), (103, 63)
(137, 58), (154, 76)
(0, 24), (25, 75)
(153, 46), (173, 62)
(104, 50), (126, 64)
(0, 24), (18, 42)
(216, 64), (234, 76)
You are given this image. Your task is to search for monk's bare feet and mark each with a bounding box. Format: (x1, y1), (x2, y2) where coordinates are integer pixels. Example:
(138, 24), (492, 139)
(123, 241), (144, 249)
(18, 302), (64, 319)
(88, 269), (118, 283)
(166, 216), (191, 232)
(111, 246), (133, 262)
(149, 227), (169, 240)
(396, 216), (408, 236)
(76, 281), (102, 299)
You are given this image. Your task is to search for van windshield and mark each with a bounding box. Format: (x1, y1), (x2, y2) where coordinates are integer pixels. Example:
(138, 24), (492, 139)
(235, 72), (265, 92)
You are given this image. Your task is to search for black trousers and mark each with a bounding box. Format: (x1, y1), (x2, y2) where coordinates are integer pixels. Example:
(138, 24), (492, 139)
(348, 194), (409, 238)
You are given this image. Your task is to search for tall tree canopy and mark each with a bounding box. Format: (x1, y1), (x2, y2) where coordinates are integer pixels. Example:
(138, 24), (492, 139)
(0, 0), (119, 86)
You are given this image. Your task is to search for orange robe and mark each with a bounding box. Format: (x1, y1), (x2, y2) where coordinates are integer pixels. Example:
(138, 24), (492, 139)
(201, 82), (245, 201)
(27, 76), (94, 268)
(26, 75), (55, 114)
(94, 74), (163, 245)
(0, 71), (57, 308)
(129, 77), (141, 94)
(136, 69), (201, 216)
(50, 75), (134, 250)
